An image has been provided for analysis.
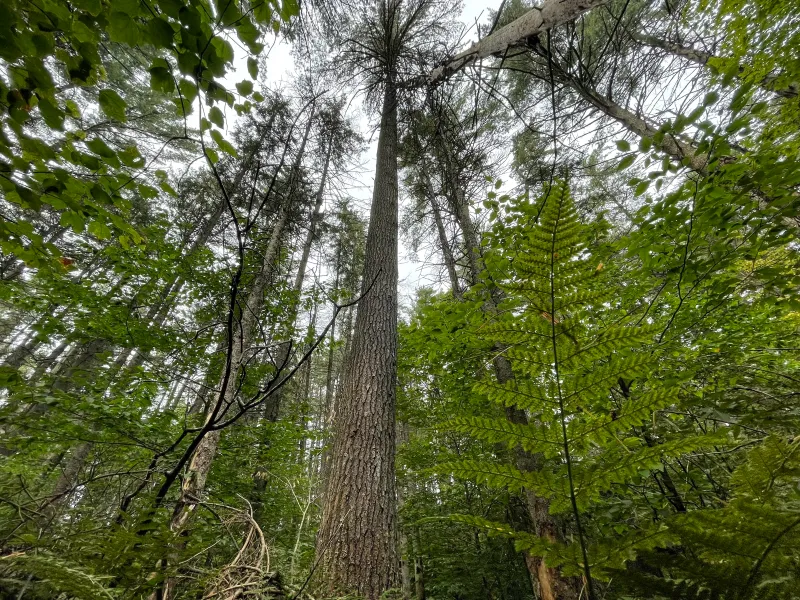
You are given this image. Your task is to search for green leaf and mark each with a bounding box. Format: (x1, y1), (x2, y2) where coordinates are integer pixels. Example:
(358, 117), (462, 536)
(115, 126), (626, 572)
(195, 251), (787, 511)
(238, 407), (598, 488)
(236, 80), (253, 96)
(85, 137), (116, 158)
(703, 91), (719, 107)
(178, 79), (198, 107)
(108, 11), (140, 46)
(210, 129), (238, 157)
(119, 146), (145, 169)
(205, 148), (220, 164)
(280, 0), (300, 20)
(147, 17), (175, 48)
(60, 211), (85, 233)
(37, 96), (65, 130)
(616, 140), (631, 152)
(99, 89), (127, 122)
(208, 106), (225, 128)
(617, 155), (635, 171)
(149, 59), (175, 94)
(159, 181), (178, 197)
(247, 57), (258, 80)
(88, 220), (111, 240)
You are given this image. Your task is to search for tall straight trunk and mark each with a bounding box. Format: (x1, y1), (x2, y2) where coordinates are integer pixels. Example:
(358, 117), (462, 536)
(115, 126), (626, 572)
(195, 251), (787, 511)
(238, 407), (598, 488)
(442, 153), (582, 599)
(188, 339), (226, 415)
(318, 245), (342, 490)
(0, 303), (67, 370)
(316, 80), (400, 599)
(435, 137), (481, 286)
(156, 111), (315, 600)
(414, 545), (425, 600)
(397, 422), (413, 600)
(429, 193), (461, 297)
(263, 135), (332, 422)
(114, 136), (269, 374)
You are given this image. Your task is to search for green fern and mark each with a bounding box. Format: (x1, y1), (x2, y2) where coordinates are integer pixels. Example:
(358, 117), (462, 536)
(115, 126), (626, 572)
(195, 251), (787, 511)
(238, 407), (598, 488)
(0, 551), (117, 599)
(440, 181), (723, 588)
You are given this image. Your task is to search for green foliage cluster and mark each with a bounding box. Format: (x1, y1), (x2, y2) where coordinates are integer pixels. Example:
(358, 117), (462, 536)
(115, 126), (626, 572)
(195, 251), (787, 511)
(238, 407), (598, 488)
(399, 173), (800, 597)
(0, 0), (298, 269)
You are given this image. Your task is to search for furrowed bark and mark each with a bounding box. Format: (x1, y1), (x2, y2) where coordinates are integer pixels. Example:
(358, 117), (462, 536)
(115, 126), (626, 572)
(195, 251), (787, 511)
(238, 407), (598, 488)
(428, 0), (607, 85)
(316, 79), (400, 599)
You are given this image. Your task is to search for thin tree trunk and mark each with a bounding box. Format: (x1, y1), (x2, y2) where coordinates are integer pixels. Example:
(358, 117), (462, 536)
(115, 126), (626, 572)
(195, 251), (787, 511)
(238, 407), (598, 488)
(156, 109), (316, 600)
(46, 441), (93, 513)
(430, 193), (461, 298)
(414, 545), (425, 600)
(543, 56), (709, 172)
(318, 245), (342, 489)
(316, 79), (400, 599)
(115, 137), (268, 374)
(442, 148), (582, 599)
(397, 422), (413, 600)
(263, 133), (332, 422)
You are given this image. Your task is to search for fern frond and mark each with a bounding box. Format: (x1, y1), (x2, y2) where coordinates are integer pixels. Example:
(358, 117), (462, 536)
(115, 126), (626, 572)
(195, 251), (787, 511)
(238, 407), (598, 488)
(559, 326), (655, 367)
(447, 514), (518, 537)
(437, 460), (531, 492)
(568, 388), (678, 444)
(444, 415), (561, 456)
(479, 320), (552, 343)
(562, 354), (651, 403)
(569, 434), (727, 511)
(473, 379), (551, 412)
(0, 552), (116, 599)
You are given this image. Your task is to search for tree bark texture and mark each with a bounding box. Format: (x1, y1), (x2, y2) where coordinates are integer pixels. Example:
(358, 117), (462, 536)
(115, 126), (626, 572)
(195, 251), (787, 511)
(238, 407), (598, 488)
(315, 81), (400, 599)
(428, 0), (607, 84)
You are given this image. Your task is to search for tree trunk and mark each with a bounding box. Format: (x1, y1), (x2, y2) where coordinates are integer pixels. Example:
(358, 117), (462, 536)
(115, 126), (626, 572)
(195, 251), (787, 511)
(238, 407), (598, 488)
(319, 245), (342, 489)
(114, 137), (267, 375)
(429, 193), (461, 297)
(316, 80), (400, 599)
(444, 154), (582, 599)
(543, 56), (709, 172)
(263, 133), (332, 422)
(428, 0), (607, 84)
(156, 110), (316, 600)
